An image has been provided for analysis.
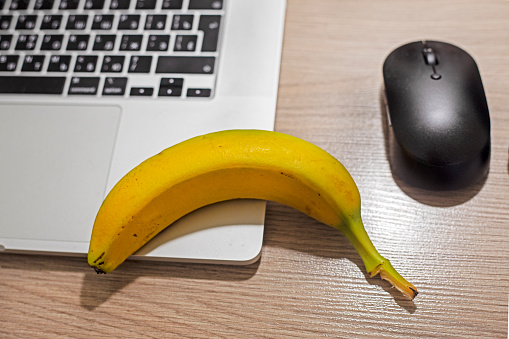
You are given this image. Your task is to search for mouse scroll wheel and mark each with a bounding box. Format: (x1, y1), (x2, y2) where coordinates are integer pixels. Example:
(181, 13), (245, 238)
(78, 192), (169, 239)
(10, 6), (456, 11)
(423, 48), (439, 66)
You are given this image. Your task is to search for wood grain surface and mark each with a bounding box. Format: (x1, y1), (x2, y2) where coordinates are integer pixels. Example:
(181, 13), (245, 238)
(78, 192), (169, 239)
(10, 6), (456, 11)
(2, 0), (509, 337)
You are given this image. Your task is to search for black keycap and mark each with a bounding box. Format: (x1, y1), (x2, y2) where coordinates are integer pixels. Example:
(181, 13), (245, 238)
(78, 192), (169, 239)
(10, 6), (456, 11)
(0, 76), (65, 93)
(21, 55), (45, 72)
(47, 54), (71, 72)
(40, 15), (63, 29)
(101, 55), (124, 72)
(171, 15), (193, 30)
(120, 34), (142, 51)
(161, 0), (182, 9)
(103, 77), (127, 95)
(156, 56), (215, 74)
(128, 55), (152, 73)
(135, 0), (156, 9)
(0, 55), (19, 71)
(93, 34), (116, 50)
(0, 35), (12, 50)
(147, 34), (169, 51)
(40, 34), (63, 50)
(187, 88), (211, 97)
(198, 15), (221, 52)
(158, 77), (183, 97)
(67, 34), (89, 50)
(34, 0), (54, 10)
(118, 15), (140, 30)
(59, 0), (79, 9)
(110, 0), (130, 9)
(145, 15), (166, 30)
(10, 0), (30, 10)
(68, 76), (100, 95)
(174, 35), (197, 51)
(0, 0), (4, 9)
(15, 34), (38, 50)
(74, 55), (98, 72)
(16, 15), (38, 30)
(0, 16), (12, 30)
(92, 15), (114, 30)
(130, 87), (153, 96)
(66, 15), (88, 30)
(188, 0), (222, 9)
(84, 0), (104, 9)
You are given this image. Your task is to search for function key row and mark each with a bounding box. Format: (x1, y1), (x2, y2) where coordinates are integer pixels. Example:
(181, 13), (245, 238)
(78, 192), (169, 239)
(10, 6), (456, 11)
(1, 0), (222, 11)
(0, 75), (212, 97)
(1, 33), (205, 52)
(0, 54), (215, 73)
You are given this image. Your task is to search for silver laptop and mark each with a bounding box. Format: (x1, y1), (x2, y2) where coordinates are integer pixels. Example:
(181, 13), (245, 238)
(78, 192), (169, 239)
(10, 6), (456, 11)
(0, 0), (286, 265)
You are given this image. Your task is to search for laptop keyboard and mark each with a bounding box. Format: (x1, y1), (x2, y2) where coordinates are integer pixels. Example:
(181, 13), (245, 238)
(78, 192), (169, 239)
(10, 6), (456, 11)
(0, 0), (223, 97)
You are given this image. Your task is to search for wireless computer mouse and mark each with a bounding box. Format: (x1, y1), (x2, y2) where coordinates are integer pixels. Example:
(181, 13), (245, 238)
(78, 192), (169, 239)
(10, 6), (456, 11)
(382, 40), (490, 190)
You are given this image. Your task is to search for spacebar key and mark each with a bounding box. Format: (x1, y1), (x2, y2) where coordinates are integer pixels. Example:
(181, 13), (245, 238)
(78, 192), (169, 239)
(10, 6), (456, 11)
(0, 76), (66, 94)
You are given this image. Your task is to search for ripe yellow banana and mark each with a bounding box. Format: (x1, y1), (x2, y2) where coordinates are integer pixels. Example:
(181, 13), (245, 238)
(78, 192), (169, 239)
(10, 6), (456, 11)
(88, 129), (417, 300)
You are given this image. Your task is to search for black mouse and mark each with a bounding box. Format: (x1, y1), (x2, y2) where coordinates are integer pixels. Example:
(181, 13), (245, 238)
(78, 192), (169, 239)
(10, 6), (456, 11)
(382, 40), (490, 190)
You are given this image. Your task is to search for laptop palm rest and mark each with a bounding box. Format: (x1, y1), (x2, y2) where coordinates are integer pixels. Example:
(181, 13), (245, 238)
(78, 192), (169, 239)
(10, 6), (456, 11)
(0, 104), (120, 249)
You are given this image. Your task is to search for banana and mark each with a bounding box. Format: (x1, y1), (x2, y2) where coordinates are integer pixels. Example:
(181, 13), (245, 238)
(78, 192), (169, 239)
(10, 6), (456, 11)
(88, 129), (417, 300)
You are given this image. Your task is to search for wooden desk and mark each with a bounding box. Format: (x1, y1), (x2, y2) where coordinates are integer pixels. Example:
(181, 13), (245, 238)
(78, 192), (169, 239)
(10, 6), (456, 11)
(2, 0), (508, 337)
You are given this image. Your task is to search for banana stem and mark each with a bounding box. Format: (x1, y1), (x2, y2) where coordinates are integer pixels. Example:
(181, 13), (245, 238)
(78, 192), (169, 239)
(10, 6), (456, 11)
(336, 219), (418, 300)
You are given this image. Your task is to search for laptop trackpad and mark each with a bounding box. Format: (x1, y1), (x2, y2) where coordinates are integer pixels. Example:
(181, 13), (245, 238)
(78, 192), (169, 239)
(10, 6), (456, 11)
(0, 104), (121, 244)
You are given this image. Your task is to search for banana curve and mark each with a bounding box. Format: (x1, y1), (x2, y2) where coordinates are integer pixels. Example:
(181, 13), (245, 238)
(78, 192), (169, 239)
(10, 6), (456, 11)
(88, 130), (417, 299)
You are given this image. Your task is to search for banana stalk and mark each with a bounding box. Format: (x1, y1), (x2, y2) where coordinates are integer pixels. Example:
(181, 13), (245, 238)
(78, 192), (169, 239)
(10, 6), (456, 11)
(88, 129), (417, 300)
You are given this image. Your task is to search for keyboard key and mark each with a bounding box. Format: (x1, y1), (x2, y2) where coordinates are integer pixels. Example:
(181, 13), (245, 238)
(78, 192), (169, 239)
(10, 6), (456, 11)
(40, 34), (63, 50)
(198, 15), (221, 52)
(118, 15), (140, 30)
(130, 87), (153, 96)
(145, 15), (166, 30)
(0, 16), (13, 30)
(67, 34), (89, 50)
(74, 55), (98, 72)
(171, 15), (193, 30)
(15, 34), (38, 50)
(0, 55), (19, 71)
(0, 76), (65, 93)
(174, 35), (197, 52)
(93, 34), (116, 50)
(101, 55), (124, 72)
(92, 15), (114, 30)
(187, 88), (211, 97)
(66, 15), (88, 30)
(68, 76), (100, 95)
(84, 0), (104, 9)
(16, 15), (38, 30)
(156, 56), (215, 74)
(0, 0), (4, 9)
(162, 0), (182, 9)
(59, 0), (79, 9)
(47, 54), (71, 72)
(34, 0), (54, 9)
(110, 0), (130, 9)
(10, 0), (30, 10)
(135, 0), (156, 9)
(160, 77), (183, 87)
(21, 55), (45, 72)
(0, 35), (12, 50)
(128, 55), (152, 73)
(188, 0), (222, 9)
(103, 77), (127, 95)
(40, 15), (63, 29)
(120, 34), (142, 51)
(147, 34), (169, 51)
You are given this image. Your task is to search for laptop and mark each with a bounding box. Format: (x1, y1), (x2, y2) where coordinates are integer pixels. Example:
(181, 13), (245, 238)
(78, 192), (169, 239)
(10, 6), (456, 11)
(0, 0), (287, 265)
